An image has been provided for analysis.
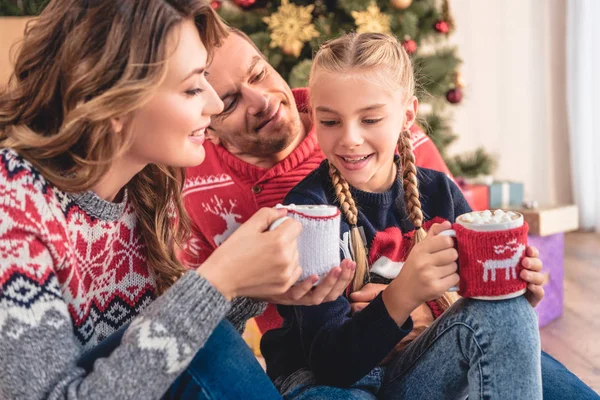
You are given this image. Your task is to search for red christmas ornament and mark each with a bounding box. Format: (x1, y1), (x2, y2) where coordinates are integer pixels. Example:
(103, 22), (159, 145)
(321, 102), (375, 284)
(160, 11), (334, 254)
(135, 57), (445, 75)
(435, 20), (450, 34)
(402, 39), (417, 55)
(235, 0), (256, 7)
(210, 0), (221, 10)
(446, 87), (463, 104)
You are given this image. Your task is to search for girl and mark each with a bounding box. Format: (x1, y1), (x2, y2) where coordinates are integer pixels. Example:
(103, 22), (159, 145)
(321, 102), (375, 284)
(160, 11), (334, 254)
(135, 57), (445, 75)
(0, 1), (353, 399)
(261, 32), (542, 399)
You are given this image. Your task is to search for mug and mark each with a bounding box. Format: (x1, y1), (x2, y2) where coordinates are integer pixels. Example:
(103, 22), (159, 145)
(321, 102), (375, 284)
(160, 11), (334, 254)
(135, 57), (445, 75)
(269, 204), (341, 283)
(440, 210), (529, 300)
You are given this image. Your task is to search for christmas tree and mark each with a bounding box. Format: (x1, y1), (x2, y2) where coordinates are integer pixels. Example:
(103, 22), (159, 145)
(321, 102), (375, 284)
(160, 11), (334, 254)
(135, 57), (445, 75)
(214, 0), (495, 177)
(0, 0), (495, 177)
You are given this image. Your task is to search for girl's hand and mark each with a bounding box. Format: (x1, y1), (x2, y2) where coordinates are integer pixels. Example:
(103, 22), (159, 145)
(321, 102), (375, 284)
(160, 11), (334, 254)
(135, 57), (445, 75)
(383, 221), (459, 324)
(264, 259), (356, 306)
(521, 245), (545, 308)
(349, 283), (387, 314)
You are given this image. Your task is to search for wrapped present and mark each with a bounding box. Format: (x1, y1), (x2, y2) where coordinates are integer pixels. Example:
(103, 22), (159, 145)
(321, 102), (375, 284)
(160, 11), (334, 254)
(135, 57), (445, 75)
(488, 181), (524, 209)
(528, 233), (564, 327)
(460, 184), (489, 211)
(514, 205), (579, 236)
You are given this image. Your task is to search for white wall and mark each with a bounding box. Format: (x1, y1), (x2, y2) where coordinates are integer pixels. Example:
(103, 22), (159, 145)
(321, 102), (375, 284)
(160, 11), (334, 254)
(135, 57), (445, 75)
(448, 0), (572, 205)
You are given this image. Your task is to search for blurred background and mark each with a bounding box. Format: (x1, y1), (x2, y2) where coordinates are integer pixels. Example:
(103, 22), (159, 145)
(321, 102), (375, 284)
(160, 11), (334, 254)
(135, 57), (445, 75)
(1, 0), (598, 393)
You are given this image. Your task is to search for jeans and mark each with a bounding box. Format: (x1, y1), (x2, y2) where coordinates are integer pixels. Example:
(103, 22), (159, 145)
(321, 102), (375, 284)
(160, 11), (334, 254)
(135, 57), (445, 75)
(78, 320), (282, 400)
(284, 296), (542, 399)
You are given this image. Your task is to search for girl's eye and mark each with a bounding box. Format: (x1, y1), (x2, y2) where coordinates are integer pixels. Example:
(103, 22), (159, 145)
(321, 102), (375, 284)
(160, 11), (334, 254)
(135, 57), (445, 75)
(319, 120), (338, 127)
(363, 118), (383, 124)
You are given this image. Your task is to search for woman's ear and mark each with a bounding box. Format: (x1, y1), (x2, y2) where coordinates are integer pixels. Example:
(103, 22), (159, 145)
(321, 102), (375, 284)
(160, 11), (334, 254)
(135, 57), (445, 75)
(206, 127), (220, 145)
(111, 117), (125, 134)
(403, 96), (419, 131)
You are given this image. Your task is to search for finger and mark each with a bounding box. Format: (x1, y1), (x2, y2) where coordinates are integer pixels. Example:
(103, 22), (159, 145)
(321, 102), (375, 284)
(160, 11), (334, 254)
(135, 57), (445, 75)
(307, 267), (342, 303)
(522, 257), (543, 272)
(427, 221), (453, 236)
(430, 246), (459, 265)
(434, 262), (459, 278)
(269, 218), (302, 242)
(422, 235), (456, 253)
(323, 261), (355, 302)
(528, 283), (545, 297)
(439, 272), (460, 292)
(350, 302), (368, 314)
(281, 264), (303, 293)
(520, 269), (545, 285)
(248, 207), (288, 232)
(526, 284), (545, 306)
(349, 283), (388, 302)
(287, 275), (319, 301)
(526, 245), (540, 258)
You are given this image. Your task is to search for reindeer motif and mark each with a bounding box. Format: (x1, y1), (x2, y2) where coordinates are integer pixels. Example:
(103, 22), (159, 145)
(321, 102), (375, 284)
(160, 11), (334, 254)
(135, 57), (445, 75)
(202, 195), (242, 246)
(478, 239), (525, 282)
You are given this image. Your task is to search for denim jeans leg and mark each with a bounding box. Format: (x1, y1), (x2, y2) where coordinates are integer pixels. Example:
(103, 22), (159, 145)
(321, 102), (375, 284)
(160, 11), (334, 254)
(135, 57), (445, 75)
(382, 296), (542, 400)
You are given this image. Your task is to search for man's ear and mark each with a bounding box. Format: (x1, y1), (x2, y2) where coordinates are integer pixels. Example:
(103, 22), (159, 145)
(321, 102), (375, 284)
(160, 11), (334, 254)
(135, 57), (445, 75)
(206, 127), (220, 145)
(403, 96), (419, 131)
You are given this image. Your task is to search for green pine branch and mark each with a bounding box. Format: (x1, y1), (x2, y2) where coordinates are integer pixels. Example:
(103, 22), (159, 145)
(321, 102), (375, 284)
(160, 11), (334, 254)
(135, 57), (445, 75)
(0, 0), (48, 16)
(447, 147), (497, 177)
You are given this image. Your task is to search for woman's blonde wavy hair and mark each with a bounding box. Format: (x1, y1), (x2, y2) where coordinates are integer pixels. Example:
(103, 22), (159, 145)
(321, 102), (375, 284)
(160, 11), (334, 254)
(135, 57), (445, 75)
(309, 32), (456, 310)
(0, 0), (227, 293)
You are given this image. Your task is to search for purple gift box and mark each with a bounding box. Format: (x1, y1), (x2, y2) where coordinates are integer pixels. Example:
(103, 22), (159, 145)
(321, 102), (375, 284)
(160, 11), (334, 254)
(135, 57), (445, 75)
(528, 233), (564, 327)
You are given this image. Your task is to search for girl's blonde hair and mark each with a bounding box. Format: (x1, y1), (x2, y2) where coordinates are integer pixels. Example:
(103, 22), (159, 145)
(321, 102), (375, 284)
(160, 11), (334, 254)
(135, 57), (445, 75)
(310, 32), (455, 309)
(0, 0), (227, 293)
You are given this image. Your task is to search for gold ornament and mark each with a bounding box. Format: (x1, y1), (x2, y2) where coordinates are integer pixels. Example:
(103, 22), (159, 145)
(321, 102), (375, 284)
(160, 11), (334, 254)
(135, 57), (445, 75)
(455, 71), (466, 88)
(352, 1), (392, 34)
(263, 0), (320, 58)
(390, 0), (413, 10)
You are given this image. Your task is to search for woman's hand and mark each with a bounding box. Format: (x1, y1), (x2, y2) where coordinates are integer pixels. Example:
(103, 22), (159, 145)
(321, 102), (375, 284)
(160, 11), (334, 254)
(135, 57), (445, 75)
(263, 259), (356, 305)
(198, 207), (303, 300)
(520, 245), (545, 307)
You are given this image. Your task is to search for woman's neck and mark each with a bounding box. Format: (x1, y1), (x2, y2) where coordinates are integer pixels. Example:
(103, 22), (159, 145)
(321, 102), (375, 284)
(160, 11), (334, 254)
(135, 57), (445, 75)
(92, 156), (145, 202)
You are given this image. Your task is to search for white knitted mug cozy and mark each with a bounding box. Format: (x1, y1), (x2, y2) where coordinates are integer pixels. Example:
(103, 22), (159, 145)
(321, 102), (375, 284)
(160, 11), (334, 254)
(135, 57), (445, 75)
(269, 204), (341, 283)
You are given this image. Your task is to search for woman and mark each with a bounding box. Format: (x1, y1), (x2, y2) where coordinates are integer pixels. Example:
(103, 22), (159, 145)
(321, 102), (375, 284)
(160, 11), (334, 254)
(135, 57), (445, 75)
(0, 1), (353, 398)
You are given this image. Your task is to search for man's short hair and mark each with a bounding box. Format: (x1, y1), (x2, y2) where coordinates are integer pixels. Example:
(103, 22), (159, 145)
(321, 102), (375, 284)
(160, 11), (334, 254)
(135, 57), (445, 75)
(228, 27), (268, 60)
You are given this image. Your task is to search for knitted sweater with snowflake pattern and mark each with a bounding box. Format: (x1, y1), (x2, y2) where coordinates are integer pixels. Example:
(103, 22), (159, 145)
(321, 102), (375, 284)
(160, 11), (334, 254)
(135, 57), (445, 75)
(0, 148), (263, 399)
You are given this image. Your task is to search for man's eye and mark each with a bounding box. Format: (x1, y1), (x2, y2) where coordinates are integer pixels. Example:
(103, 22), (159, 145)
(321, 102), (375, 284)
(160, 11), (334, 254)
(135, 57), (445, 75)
(251, 69), (266, 83)
(222, 96), (238, 113)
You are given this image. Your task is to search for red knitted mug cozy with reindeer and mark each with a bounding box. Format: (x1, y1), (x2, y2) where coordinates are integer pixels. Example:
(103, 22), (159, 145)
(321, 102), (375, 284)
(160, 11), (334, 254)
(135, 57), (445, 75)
(454, 222), (529, 298)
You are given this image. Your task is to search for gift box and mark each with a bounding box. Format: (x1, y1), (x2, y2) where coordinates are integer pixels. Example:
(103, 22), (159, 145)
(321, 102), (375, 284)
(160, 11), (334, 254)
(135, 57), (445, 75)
(514, 205), (579, 236)
(512, 204), (579, 327)
(460, 184), (490, 211)
(488, 181), (524, 209)
(528, 233), (565, 328)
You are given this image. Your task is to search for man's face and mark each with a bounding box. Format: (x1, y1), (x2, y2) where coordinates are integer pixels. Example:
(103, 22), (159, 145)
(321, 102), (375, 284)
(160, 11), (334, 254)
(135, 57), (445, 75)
(206, 33), (302, 158)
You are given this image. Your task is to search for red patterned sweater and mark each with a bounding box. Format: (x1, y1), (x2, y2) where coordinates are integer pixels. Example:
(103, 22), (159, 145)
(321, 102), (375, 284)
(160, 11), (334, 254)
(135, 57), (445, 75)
(0, 148), (252, 399)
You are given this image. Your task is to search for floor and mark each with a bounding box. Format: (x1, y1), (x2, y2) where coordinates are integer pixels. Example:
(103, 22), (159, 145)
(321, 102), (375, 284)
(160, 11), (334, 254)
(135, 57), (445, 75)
(540, 232), (600, 394)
